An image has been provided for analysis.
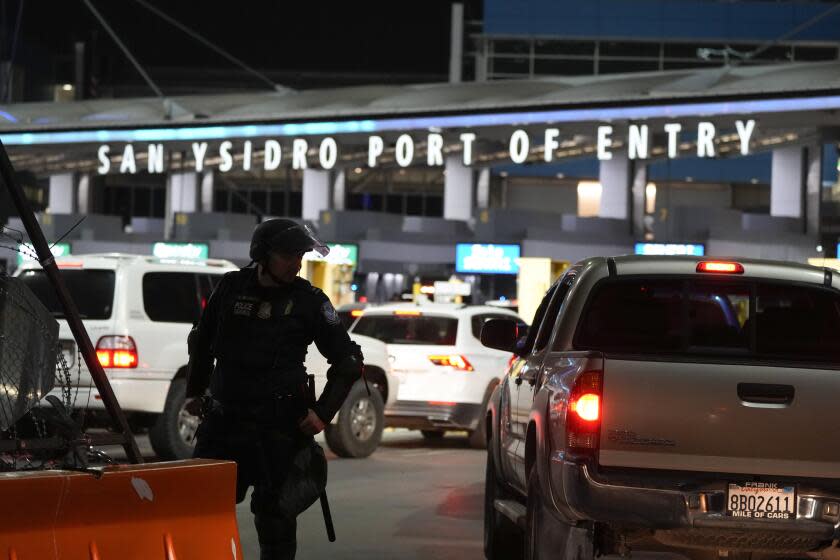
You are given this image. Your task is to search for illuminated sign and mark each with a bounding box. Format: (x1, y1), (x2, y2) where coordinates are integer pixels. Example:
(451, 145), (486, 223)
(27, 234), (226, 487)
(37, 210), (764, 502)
(152, 242), (209, 260)
(89, 119), (756, 175)
(456, 244), (520, 275)
(305, 243), (358, 268)
(17, 243), (71, 266)
(634, 243), (705, 256)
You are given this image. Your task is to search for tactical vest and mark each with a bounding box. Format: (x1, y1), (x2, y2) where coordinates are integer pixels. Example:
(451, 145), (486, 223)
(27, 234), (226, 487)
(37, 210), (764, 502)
(212, 269), (311, 375)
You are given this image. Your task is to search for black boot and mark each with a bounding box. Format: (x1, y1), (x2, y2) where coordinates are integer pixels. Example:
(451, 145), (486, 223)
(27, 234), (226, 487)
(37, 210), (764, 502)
(254, 513), (297, 560)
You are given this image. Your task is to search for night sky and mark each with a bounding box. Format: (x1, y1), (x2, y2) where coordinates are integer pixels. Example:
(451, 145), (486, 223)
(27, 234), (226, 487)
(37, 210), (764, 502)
(11, 0), (483, 90)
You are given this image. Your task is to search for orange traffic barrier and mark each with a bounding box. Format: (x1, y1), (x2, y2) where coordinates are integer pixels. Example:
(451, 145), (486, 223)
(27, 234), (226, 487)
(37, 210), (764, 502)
(0, 459), (242, 559)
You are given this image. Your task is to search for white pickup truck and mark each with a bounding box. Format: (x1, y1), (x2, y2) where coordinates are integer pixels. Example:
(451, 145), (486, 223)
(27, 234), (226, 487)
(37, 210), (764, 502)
(15, 253), (396, 459)
(481, 255), (840, 560)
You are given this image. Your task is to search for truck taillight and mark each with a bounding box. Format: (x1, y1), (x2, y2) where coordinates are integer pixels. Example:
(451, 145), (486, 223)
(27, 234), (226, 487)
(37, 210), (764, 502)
(96, 336), (138, 369)
(565, 370), (602, 454)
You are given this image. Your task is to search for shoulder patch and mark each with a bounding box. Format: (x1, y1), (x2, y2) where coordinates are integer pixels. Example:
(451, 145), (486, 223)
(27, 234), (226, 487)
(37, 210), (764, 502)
(321, 301), (341, 325)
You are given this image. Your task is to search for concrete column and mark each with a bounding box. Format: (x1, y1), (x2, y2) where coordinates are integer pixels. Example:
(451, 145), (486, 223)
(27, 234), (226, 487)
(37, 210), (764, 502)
(164, 171), (198, 239)
(76, 174), (91, 214)
(771, 146), (805, 218)
(449, 3), (464, 83)
(476, 168), (490, 209)
(332, 169), (346, 211)
(48, 173), (75, 214)
(200, 170), (214, 212)
(631, 164), (648, 238)
(302, 169), (330, 221)
(805, 144), (823, 238)
(444, 156), (473, 221)
(598, 149), (631, 219)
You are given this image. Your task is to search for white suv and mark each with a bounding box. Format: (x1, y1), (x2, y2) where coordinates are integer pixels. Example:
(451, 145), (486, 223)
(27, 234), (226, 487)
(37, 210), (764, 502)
(350, 304), (522, 448)
(15, 253), (395, 459)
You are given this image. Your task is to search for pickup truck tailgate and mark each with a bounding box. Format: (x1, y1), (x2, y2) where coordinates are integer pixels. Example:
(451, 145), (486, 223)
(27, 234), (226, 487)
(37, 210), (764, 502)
(599, 359), (840, 478)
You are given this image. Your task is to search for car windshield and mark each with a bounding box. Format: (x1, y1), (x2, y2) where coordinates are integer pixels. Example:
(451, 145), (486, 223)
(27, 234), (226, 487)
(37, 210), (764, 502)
(17, 269), (116, 320)
(352, 314), (458, 345)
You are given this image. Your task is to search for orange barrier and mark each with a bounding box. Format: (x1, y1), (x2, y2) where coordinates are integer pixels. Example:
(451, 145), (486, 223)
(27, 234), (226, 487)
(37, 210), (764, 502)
(0, 459), (242, 559)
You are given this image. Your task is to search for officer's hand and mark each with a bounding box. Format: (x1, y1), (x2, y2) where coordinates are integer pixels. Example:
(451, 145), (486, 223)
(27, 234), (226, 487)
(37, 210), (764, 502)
(299, 408), (325, 436)
(183, 397), (203, 417)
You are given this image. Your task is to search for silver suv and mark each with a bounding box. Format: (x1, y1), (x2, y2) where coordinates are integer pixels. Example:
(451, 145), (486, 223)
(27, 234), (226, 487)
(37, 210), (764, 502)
(482, 255), (840, 560)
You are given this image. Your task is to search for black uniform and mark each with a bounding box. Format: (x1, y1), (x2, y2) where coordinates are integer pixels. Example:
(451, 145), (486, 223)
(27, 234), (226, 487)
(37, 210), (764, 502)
(186, 266), (362, 560)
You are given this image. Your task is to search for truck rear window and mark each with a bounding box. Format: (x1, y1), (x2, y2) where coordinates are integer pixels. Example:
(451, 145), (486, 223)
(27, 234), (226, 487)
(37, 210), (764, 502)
(574, 279), (840, 363)
(352, 315), (458, 345)
(17, 269), (115, 320)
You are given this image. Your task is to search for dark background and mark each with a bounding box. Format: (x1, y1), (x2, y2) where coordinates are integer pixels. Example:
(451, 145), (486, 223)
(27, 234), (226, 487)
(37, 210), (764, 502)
(2, 0), (483, 98)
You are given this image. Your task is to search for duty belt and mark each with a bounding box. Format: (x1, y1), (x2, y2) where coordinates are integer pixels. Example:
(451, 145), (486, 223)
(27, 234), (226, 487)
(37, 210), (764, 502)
(213, 392), (306, 425)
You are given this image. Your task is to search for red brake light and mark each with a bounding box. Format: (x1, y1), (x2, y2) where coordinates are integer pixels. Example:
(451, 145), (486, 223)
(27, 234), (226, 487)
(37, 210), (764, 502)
(566, 370), (602, 452)
(696, 261), (744, 274)
(428, 354), (474, 371)
(96, 336), (138, 369)
(571, 394), (600, 422)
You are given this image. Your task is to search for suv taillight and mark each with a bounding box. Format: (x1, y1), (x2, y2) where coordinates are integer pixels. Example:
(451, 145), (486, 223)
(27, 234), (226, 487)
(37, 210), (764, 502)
(428, 354), (474, 371)
(96, 336), (138, 369)
(566, 370), (602, 453)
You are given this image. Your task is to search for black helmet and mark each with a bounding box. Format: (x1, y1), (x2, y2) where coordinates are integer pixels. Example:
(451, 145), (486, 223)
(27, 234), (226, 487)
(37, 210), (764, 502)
(249, 219), (329, 262)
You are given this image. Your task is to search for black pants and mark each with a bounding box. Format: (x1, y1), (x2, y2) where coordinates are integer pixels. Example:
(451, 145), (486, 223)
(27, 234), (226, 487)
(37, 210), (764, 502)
(194, 407), (307, 560)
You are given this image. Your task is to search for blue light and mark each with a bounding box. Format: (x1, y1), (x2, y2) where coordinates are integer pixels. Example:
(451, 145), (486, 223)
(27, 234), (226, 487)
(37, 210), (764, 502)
(499, 295), (507, 301)
(634, 243), (705, 256)
(1, 94), (839, 146)
(351, 284), (358, 292)
(0, 110), (17, 123)
(456, 243), (521, 275)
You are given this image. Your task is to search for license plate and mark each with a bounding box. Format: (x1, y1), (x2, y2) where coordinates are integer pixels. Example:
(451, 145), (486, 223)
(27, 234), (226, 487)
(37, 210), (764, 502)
(59, 340), (76, 369)
(727, 482), (796, 520)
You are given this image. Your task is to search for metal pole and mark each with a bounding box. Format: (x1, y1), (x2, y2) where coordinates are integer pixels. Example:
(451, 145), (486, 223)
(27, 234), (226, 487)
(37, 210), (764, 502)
(0, 139), (143, 464)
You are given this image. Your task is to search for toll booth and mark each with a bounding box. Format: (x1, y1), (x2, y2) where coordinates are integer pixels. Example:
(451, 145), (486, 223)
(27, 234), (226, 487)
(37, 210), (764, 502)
(299, 258), (355, 306)
(516, 257), (570, 325)
(299, 243), (359, 306)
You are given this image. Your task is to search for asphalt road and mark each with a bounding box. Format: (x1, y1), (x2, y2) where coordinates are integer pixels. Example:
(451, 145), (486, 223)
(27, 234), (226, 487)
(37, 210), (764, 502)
(238, 429), (486, 560)
(102, 429), (488, 560)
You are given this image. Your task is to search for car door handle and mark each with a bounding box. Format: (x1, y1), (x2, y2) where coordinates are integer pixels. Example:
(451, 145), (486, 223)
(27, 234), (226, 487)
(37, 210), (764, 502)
(737, 383), (795, 407)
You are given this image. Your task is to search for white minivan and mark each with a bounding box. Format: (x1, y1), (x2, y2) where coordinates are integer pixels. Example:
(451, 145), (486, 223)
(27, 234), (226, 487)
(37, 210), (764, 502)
(350, 304), (522, 448)
(15, 253), (395, 459)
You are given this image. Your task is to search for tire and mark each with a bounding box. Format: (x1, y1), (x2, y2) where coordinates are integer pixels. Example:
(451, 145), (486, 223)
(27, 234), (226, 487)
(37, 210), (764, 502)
(324, 380), (385, 458)
(421, 430), (445, 440)
(149, 378), (198, 460)
(485, 445), (523, 560)
(525, 468), (546, 560)
(469, 383), (498, 449)
(526, 467), (594, 560)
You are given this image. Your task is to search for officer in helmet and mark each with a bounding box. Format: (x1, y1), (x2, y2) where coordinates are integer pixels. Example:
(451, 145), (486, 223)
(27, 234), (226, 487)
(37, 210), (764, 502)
(185, 218), (363, 560)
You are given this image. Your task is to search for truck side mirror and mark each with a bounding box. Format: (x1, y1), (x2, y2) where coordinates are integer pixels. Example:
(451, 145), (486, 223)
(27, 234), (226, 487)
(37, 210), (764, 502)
(480, 318), (519, 352)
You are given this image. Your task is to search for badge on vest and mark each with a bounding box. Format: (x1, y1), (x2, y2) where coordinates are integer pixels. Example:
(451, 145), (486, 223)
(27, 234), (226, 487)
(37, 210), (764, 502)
(257, 301), (272, 320)
(233, 301), (254, 316)
(321, 301), (340, 325)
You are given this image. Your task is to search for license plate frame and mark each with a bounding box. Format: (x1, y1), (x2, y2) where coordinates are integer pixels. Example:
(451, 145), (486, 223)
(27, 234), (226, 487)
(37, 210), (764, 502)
(726, 482), (796, 520)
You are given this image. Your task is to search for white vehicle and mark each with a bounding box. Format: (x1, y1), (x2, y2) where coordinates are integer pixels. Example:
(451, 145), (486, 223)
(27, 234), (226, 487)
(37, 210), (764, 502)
(350, 304), (522, 448)
(14, 253), (395, 459)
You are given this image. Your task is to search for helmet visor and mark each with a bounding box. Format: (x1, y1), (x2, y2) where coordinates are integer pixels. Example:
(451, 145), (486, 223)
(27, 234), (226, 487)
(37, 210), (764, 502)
(303, 225), (330, 257)
(268, 223), (330, 257)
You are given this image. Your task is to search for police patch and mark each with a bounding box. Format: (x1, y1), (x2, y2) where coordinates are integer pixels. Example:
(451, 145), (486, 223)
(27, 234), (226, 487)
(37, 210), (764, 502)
(321, 301), (340, 325)
(257, 301), (272, 319)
